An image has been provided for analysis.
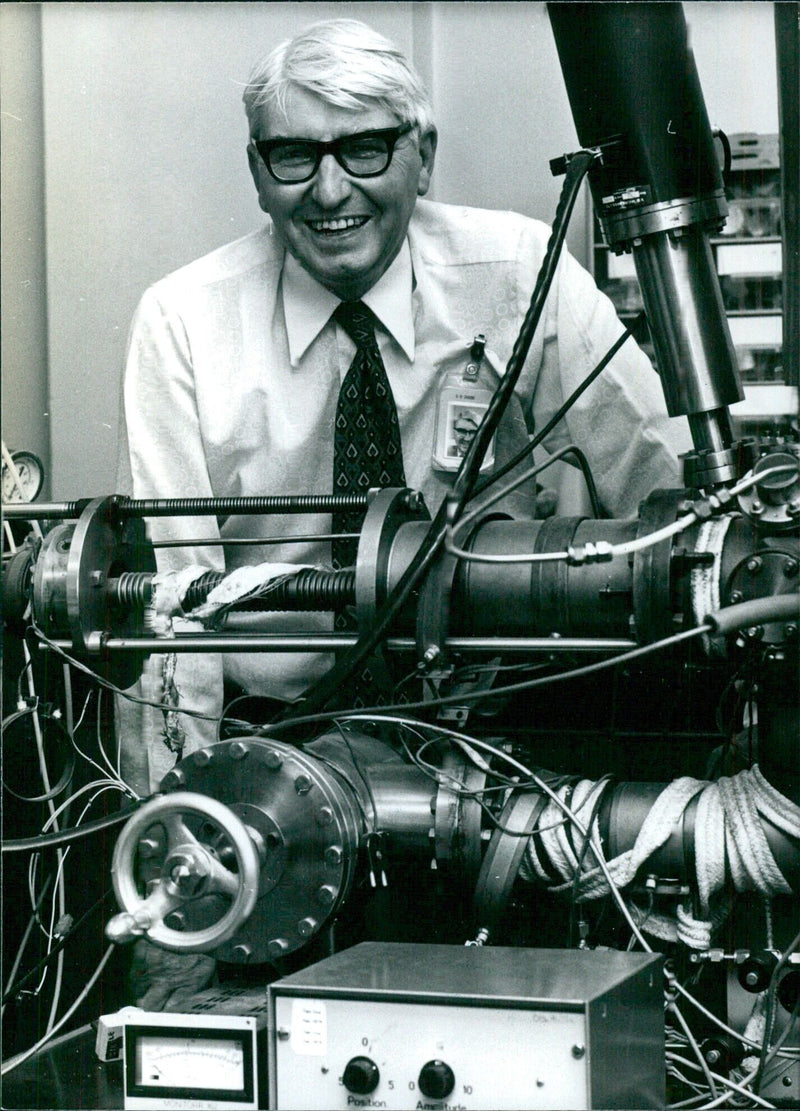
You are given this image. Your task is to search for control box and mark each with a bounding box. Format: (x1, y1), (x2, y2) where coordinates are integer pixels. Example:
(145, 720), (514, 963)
(267, 943), (664, 1110)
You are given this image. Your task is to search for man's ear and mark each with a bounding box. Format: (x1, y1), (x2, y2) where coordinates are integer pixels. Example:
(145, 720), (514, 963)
(247, 143), (269, 213)
(417, 127), (438, 197)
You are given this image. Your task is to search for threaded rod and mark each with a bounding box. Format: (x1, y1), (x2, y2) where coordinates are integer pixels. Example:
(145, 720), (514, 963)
(110, 567), (356, 613)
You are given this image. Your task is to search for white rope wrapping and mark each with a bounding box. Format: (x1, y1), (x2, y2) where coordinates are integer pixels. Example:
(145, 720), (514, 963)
(144, 566), (209, 634)
(143, 562), (312, 632)
(189, 562), (306, 621)
(519, 766), (800, 949)
(690, 513), (733, 656)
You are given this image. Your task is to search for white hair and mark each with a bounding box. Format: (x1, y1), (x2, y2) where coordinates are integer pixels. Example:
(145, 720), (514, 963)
(242, 19), (434, 136)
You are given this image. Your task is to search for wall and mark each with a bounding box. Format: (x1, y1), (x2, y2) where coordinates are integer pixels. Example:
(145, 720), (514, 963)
(0, 2), (782, 501)
(1, 4), (50, 493)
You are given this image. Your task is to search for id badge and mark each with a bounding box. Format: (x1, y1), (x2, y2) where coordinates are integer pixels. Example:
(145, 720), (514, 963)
(432, 336), (496, 474)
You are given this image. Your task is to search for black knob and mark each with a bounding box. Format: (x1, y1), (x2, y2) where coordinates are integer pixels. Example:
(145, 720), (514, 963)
(738, 950), (778, 994)
(418, 1060), (455, 1100)
(343, 1056), (380, 1095)
(701, 1036), (744, 1072)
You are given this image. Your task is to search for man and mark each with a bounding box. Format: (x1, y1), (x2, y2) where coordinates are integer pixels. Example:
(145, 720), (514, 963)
(117, 18), (691, 796)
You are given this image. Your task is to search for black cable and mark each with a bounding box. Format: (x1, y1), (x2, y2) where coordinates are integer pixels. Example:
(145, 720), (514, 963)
(2, 706), (76, 803)
(2, 800), (142, 854)
(452, 149), (598, 513)
(262, 624), (709, 736)
(470, 317), (641, 506)
(279, 149), (598, 723)
(559, 446), (603, 519)
(0, 888), (114, 1006)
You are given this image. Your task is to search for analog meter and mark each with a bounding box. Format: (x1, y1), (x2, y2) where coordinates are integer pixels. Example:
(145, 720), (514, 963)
(123, 1006), (266, 1110)
(2, 450), (44, 503)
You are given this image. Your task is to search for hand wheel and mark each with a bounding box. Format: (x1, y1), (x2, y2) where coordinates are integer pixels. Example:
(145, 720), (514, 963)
(106, 792), (261, 953)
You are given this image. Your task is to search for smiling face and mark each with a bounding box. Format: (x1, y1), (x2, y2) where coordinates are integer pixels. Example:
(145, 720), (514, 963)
(248, 86), (437, 301)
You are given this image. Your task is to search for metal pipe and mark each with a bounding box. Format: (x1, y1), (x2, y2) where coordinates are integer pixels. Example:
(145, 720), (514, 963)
(600, 779), (800, 891)
(776, 1), (799, 388)
(44, 634), (636, 654)
(631, 228), (742, 418)
(150, 533), (357, 548)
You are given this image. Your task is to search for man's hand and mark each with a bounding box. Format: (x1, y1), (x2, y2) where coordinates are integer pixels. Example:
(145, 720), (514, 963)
(129, 939), (216, 1011)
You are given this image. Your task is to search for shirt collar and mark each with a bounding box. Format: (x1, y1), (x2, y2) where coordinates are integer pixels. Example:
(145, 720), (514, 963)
(282, 241), (415, 364)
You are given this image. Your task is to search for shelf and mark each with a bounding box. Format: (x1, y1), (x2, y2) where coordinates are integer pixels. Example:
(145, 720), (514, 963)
(715, 240), (782, 276)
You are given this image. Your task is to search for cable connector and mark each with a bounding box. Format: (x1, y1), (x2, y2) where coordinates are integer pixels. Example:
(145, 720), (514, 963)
(54, 914), (74, 939)
(684, 487), (736, 521)
(567, 541), (613, 566)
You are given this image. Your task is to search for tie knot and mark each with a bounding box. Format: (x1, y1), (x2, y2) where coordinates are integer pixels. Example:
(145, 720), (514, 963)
(334, 301), (376, 348)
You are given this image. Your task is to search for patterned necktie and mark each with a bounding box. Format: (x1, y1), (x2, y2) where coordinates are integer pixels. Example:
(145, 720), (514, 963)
(331, 301), (406, 570)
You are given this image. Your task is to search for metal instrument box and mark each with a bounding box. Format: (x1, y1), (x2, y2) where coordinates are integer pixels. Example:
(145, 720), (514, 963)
(268, 943), (664, 1110)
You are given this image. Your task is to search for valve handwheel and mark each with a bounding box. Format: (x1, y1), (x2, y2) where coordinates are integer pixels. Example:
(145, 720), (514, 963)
(106, 792), (261, 953)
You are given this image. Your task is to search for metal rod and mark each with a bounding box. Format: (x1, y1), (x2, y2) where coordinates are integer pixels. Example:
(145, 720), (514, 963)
(151, 533), (357, 548)
(44, 635), (635, 654)
(2, 494), (371, 521)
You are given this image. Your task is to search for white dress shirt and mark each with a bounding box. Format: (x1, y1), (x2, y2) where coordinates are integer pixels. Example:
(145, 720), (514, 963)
(116, 199), (691, 792)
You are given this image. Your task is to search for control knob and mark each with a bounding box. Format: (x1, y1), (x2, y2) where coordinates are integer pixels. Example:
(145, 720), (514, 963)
(343, 1056), (380, 1095)
(737, 950), (778, 994)
(418, 1059), (455, 1100)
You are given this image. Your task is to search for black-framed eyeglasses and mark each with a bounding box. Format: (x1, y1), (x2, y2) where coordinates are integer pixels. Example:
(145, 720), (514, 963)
(253, 124), (413, 184)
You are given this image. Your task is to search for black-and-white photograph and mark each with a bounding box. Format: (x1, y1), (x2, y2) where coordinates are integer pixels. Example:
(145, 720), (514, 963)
(2, 3), (798, 1108)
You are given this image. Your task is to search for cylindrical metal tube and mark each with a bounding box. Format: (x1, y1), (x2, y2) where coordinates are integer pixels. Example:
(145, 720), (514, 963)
(548, 2), (724, 227)
(450, 518), (637, 638)
(600, 779), (800, 891)
(631, 228), (742, 418)
(367, 765), (437, 853)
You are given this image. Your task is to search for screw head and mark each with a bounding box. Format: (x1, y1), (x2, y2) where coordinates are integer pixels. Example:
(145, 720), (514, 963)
(295, 774), (312, 795)
(194, 748), (212, 766)
(228, 741), (249, 760)
(316, 885), (336, 907)
(267, 938), (289, 959)
(783, 560), (799, 578)
(571, 1044), (585, 1060)
(324, 845), (343, 866)
(316, 806), (333, 826)
(747, 556), (763, 574)
(297, 917), (316, 938)
(231, 944), (252, 962)
(264, 750), (283, 770)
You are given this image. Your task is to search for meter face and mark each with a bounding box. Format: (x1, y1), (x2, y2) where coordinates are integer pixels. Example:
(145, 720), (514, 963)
(135, 1034), (245, 1090)
(125, 1023), (256, 1107)
(2, 451), (44, 502)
